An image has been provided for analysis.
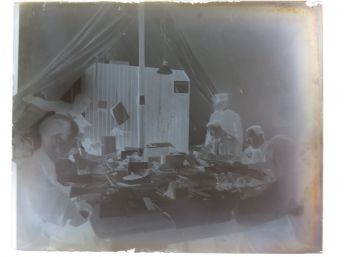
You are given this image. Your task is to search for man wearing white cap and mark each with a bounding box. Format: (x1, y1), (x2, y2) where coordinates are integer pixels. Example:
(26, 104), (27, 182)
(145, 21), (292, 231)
(204, 93), (243, 160)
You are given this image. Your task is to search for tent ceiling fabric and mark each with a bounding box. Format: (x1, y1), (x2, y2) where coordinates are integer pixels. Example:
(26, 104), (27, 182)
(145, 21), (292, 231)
(15, 2), (320, 144)
(14, 3), (136, 129)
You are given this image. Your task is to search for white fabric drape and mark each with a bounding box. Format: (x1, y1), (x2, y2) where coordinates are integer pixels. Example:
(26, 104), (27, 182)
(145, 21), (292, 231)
(13, 4), (135, 130)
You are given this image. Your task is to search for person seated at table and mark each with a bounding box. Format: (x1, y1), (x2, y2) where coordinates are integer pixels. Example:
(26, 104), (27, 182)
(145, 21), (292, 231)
(242, 125), (267, 165)
(235, 126), (302, 225)
(204, 93), (243, 160)
(17, 114), (102, 250)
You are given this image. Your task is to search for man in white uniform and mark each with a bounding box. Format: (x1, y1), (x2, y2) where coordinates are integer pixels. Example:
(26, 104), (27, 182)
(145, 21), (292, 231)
(17, 114), (103, 250)
(204, 93), (243, 160)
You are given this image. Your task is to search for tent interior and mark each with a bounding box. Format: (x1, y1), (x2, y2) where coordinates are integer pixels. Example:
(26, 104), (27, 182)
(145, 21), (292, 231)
(14, 2), (321, 146)
(13, 2), (322, 252)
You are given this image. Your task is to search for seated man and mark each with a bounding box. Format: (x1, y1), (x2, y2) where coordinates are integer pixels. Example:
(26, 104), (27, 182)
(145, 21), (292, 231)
(17, 114), (102, 250)
(236, 126), (302, 225)
(242, 125), (267, 165)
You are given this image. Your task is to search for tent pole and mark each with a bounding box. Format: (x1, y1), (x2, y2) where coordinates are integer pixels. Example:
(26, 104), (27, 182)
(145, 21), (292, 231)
(13, 3), (20, 96)
(137, 2), (145, 148)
